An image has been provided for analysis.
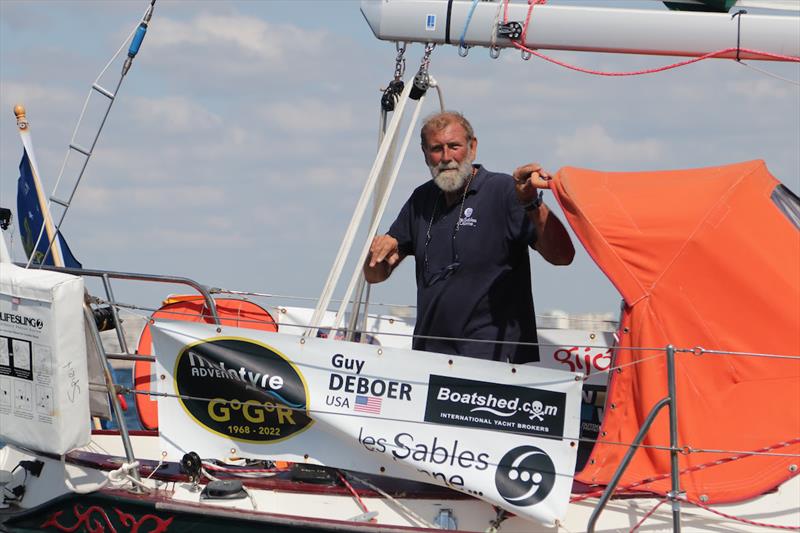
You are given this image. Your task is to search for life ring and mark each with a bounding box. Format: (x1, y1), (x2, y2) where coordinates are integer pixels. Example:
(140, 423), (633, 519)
(133, 295), (278, 430)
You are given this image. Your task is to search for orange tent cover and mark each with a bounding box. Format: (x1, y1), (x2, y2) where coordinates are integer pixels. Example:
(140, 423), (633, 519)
(551, 160), (799, 503)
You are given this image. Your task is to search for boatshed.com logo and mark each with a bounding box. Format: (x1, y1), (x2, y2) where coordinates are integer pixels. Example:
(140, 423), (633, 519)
(174, 338), (313, 443)
(495, 445), (556, 507)
(424, 375), (566, 437)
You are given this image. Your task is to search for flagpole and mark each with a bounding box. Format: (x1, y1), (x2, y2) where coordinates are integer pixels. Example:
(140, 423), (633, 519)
(14, 104), (65, 268)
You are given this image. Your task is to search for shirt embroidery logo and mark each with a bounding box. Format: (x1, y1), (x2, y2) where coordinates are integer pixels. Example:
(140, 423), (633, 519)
(459, 207), (477, 228)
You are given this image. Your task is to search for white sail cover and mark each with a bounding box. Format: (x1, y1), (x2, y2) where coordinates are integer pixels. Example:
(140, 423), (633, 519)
(153, 320), (583, 526)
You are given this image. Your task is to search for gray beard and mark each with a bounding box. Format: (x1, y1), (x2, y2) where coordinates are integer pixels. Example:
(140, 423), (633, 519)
(430, 158), (474, 192)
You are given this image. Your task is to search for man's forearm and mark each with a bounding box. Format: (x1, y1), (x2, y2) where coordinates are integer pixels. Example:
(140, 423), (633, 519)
(529, 204), (575, 265)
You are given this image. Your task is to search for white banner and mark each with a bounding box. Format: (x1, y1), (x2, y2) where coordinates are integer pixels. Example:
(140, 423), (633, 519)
(152, 321), (583, 526)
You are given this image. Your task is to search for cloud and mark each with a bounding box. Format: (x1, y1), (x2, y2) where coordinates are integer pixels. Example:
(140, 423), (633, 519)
(128, 96), (223, 133)
(256, 99), (357, 133)
(727, 77), (796, 100)
(555, 124), (665, 167)
(147, 13), (326, 66)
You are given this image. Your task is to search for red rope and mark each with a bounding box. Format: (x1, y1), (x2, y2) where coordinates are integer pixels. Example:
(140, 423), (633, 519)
(689, 499), (800, 531)
(629, 499), (666, 533)
(337, 471), (372, 518)
(512, 42), (799, 76)
(507, 2), (799, 76)
(520, 0), (546, 46)
(571, 437), (800, 503)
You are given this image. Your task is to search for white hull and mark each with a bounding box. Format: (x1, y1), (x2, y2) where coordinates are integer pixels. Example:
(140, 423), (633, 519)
(1, 433), (798, 532)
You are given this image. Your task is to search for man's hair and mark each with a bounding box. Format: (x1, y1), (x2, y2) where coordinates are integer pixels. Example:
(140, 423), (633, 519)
(420, 111), (475, 147)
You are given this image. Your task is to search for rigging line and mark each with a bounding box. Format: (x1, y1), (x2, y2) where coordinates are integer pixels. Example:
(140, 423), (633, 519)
(678, 347), (800, 360)
(629, 499), (667, 533)
(737, 60), (800, 86)
(572, 437), (800, 502)
(337, 472), (371, 516)
(510, 42), (799, 77)
(26, 6), (147, 269)
(459, 0), (481, 55)
(687, 499), (800, 531)
(520, 0), (547, 46)
(345, 472), (439, 529)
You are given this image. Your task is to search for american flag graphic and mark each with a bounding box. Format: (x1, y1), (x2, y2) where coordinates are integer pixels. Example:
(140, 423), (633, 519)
(353, 395), (382, 414)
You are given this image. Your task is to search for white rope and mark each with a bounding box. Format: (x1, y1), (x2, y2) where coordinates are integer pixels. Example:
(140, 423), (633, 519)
(737, 60), (800, 86)
(332, 83), (429, 331)
(345, 472), (440, 529)
(305, 80), (415, 337)
(62, 454), (146, 494)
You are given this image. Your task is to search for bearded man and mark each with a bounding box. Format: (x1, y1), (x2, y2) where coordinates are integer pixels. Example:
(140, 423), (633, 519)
(364, 112), (574, 363)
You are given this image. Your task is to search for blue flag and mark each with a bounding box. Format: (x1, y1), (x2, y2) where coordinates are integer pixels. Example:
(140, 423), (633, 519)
(17, 149), (82, 268)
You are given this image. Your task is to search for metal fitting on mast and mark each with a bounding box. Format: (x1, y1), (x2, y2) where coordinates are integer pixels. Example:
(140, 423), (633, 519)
(409, 42), (435, 100)
(381, 42), (407, 112)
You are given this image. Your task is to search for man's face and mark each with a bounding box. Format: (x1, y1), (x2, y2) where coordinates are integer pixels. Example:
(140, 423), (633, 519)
(423, 122), (477, 192)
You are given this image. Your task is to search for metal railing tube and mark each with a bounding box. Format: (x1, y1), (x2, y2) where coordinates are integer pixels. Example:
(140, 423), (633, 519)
(82, 301), (143, 491)
(16, 263), (220, 324)
(586, 396), (671, 533)
(101, 273), (130, 353)
(666, 344), (682, 531)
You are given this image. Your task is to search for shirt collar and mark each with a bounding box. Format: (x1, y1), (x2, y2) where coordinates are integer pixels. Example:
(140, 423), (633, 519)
(467, 164), (488, 195)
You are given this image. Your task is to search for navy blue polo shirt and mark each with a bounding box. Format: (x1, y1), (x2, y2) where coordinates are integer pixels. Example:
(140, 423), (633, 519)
(387, 165), (540, 363)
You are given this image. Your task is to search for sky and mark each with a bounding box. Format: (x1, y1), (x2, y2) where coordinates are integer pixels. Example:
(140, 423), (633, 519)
(0, 0), (798, 317)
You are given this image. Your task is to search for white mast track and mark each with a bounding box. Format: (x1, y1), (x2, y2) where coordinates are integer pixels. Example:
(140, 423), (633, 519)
(360, 1), (800, 61)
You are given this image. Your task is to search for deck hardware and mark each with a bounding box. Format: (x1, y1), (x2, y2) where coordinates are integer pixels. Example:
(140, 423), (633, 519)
(388, 318), (394, 324)
(434, 508), (458, 530)
(201, 479), (247, 500)
(589, 333), (596, 340)
(179, 451), (202, 488)
(300, 338), (306, 345)
(160, 374), (165, 380)
(497, 21), (523, 40)
(350, 511), (380, 522)
(0, 208), (11, 230)
(216, 327), (222, 333)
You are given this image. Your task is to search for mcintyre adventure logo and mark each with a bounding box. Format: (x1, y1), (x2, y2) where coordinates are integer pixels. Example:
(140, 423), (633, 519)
(424, 375), (566, 437)
(174, 338), (312, 443)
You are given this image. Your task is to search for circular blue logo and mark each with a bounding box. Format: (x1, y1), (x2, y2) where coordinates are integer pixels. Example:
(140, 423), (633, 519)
(495, 445), (556, 506)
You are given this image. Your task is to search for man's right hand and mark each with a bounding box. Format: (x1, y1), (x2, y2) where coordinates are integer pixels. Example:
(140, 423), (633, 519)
(364, 234), (403, 283)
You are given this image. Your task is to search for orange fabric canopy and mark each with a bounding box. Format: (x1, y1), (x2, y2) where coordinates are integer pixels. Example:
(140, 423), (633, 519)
(552, 160), (800, 503)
